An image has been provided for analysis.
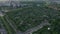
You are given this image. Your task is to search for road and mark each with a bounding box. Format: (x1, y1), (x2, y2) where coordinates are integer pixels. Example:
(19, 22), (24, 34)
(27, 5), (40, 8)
(0, 29), (7, 34)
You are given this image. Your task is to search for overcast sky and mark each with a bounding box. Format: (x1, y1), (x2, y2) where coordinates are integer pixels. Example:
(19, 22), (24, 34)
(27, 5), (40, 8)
(0, 0), (41, 1)
(0, 0), (8, 1)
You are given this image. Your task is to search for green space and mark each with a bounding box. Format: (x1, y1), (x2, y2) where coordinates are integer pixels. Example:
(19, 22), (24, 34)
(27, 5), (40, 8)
(32, 26), (58, 34)
(0, 1), (60, 34)
(32, 18), (60, 34)
(5, 2), (60, 32)
(4, 2), (46, 32)
(0, 16), (16, 34)
(0, 17), (4, 28)
(32, 6), (60, 34)
(6, 7), (43, 32)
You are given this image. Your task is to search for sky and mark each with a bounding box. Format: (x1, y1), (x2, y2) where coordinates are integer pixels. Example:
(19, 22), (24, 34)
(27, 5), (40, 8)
(0, 0), (8, 1)
(0, 0), (41, 1)
(0, 0), (60, 1)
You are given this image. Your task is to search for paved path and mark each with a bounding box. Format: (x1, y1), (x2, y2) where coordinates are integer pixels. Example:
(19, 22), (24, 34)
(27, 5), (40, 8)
(0, 29), (6, 32)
